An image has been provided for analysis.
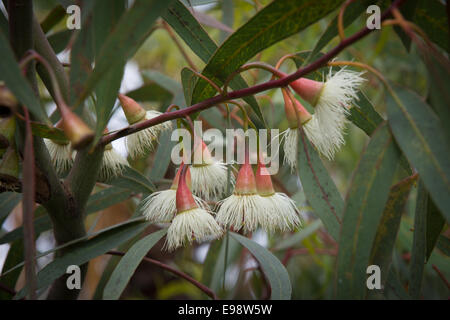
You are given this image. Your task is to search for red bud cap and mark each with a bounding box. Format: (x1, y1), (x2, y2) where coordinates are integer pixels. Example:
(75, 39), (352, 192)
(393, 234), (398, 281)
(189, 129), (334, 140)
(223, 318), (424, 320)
(289, 77), (323, 106)
(176, 165), (198, 213)
(118, 94), (146, 124)
(234, 161), (257, 195)
(193, 138), (213, 165)
(171, 162), (192, 190)
(282, 89), (312, 128)
(61, 110), (94, 149)
(255, 161), (275, 196)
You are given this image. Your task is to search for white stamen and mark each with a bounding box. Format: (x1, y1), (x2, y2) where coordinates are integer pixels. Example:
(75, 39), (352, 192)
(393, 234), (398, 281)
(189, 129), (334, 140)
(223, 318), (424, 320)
(44, 139), (73, 174)
(190, 161), (234, 201)
(126, 110), (172, 158)
(99, 147), (129, 181)
(215, 194), (268, 233)
(259, 193), (302, 233)
(165, 208), (223, 251)
(282, 128), (298, 171)
(141, 189), (209, 223)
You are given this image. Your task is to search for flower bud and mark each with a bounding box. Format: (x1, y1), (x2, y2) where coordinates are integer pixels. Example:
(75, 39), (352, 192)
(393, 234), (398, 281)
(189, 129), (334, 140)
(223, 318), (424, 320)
(61, 110), (94, 149)
(234, 162), (257, 195)
(176, 165), (198, 213)
(255, 161), (275, 197)
(281, 88), (312, 128)
(118, 94), (146, 124)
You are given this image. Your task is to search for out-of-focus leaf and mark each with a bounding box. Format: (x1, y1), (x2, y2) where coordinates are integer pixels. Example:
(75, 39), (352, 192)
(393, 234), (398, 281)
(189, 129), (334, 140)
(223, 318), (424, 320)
(148, 130), (176, 181)
(0, 207), (49, 245)
(231, 232), (292, 300)
(367, 173), (416, 299)
(336, 123), (400, 299)
(15, 220), (150, 299)
(274, 219), (322, 251)
(86, 187), (132, 214)
(436, 236), (450, 257)
(0, 240), (23, 300)
(0, 32), (48, 122)
(393, 0), (419, 51)
(40, 4), (66, 33)
(30, 123), (68, 144)
(103, 229), (167, 300)
(414, 0), (449, 52)
(297, 128), (344, 240)
(190, 0), (344, 118)
(92, 0), (126, 143)
(47, 30), (73, 54)
(409, 180), (428, 299)
(76, 0), (175, 106)
(425, 196), (445, 261)
(0, 192), (21, 226)
(126, 84), (173, 106)
(181, 67), (197, 107)
(386, 86), (450, 222)
(162, 1), (264, 124)
(107, 166), (155, 194)
(307, 0), (376, 64)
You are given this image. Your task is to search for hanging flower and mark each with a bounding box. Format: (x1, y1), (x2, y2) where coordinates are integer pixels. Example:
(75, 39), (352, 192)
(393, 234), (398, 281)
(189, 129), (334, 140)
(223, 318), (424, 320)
(142, 163), (208, 223)
(98, 143), (129, 181)
(255, 160), (302, 233)
(165, 165), (222, 251)
(190, 139), (234, 201)
(118, 94), (172, 158)
(215, 158), (267, 233)
(44, 120), (74, 175)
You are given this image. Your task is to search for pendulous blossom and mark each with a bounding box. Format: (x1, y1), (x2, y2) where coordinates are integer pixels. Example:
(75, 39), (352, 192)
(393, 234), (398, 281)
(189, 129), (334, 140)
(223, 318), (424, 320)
(118, 94), (172, 158)
(255, 160), (302, 232)
(215, 157), (268, 233)
(44, 121), (73, 175)
(190, 139), (234, 201)
(165, 165), (222, 251)
(142, 163), (208, 223)
(98, 143), (129, 181)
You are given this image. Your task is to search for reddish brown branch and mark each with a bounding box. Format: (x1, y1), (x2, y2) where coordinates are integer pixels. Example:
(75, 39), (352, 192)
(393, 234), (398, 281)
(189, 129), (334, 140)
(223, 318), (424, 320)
(106, 250), (218, 300)
(100, 0), (406, 146)
(432, 264), (450, 290)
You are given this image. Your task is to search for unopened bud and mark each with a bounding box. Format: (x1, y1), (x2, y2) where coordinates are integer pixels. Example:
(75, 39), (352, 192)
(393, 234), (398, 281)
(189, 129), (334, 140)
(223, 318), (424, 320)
(118, 94), (146, 124)
(61, 110), (94, 149)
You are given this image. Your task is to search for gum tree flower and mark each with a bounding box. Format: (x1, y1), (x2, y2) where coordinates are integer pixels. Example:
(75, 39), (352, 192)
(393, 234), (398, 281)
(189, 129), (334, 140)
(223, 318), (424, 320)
(255, 160), (302, 232)
(215, 156), (267, 233)
(190, 139), (234, 201)
(99, 143), (129, 181)
(44, 121), (74, 175)
(142, 163), (208, 223)
(165, 165), (222, 251)
(118, 94), (172, 158)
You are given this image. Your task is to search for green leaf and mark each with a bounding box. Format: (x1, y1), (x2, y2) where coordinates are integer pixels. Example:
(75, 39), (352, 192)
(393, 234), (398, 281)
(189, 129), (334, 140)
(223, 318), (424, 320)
(0, 32), (48, 122)
(180, 67), (198, 107)
(297, 128), (344, 240)
(408, 180), (428, 299)
(86, 187), (132, 214)
(307, 0), (376, 64)
(76, 0), (175, 106)
(126, 84), (173, 106)
(386, 86), (450, 222)
(274, 219), (322, 251)
(367, 174), (416, 299)
(413, 0), (449, 52)
(162, 0), (264, 124)
(15, 219), (149, 299)
(148, 130), (176, 181)
(190, 0), (344, 114)
(30, 123), (68, 144)
(47, 30), (73, 54)
(107, 166), (155, 194)
(336, 123), (400, 299)
(103, 229), (167, 299)
(0, 192), (21, 226)
(425, 196), (445, 261)
(230, 232), (292, 300)
(349, 91), (384, 136)
(436, 235), (450, 257)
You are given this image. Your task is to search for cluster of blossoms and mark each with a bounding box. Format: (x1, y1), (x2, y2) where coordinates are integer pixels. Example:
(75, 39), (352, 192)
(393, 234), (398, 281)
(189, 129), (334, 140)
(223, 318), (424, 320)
(38, 60), (364, 252)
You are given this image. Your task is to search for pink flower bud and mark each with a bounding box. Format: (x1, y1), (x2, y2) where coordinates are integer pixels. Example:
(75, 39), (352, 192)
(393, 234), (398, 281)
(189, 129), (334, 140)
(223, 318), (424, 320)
(118, 94), (147, 124)
(176, 165), (198, 213)
(61, 110), (94, 149)
(255, 161), (275, 197)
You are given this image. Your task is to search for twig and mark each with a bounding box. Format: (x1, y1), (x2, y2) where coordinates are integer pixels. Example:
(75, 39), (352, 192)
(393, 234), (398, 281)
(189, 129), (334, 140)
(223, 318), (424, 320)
(431, 264), (450, 290)
(106, 250), (218, 300)
(100, 0), (406, 147)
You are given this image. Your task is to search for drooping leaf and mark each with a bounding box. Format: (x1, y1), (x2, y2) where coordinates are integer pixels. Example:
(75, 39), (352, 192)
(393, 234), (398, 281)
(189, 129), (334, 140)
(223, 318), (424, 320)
(367, 173), (416, 299)
(0, 192), (22, 226)
(408, 180), (428, 299)
(349, 92), (384, 136)
(230, 232), (292, 300)
(30, 123), (68, 144)
(107, 166), (155, 194)
(274, 219), (322, 251)
(414, 0), (449, 52)
(14, 220), (150, 299)
(336, 123), (400, 299)
(148, 130), (176, 181)
(86, 187), (132, 214)
(386, 86), (450, 222)
(0, 32), (47, 122)
(76, 0), (175, 106)
(103, 229), (167, 300)
(47, 30), (73, 54)
(126, 84), (173, 106)
(297, 128), (344, 240)
(0, 239), (23, 300)
(425, 196), (445, 262)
